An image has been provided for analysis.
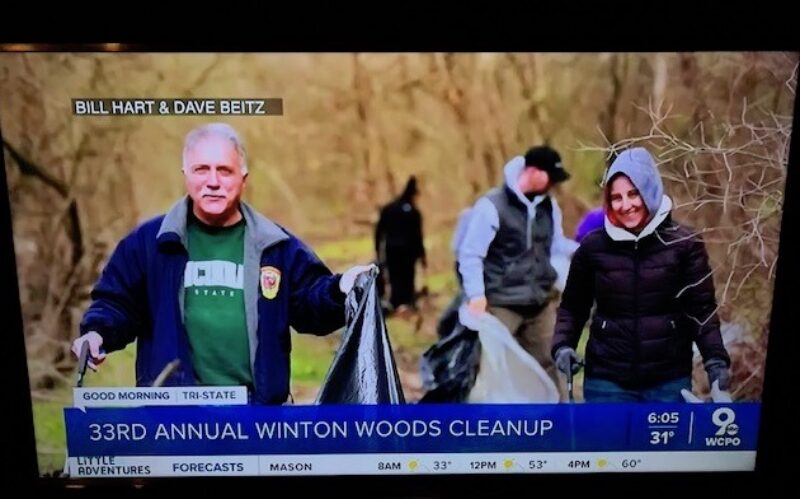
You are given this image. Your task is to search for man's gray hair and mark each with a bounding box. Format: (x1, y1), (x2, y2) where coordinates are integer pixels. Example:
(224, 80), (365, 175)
(182, 123), (248, 174)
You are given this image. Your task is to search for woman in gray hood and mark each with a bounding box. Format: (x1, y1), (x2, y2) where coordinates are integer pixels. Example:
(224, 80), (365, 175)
(551, 147), (731, 402)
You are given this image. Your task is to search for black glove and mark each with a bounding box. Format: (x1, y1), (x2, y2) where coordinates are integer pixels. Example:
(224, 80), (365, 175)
(555, 347), (581, 376)
(704, 358), (731, 391)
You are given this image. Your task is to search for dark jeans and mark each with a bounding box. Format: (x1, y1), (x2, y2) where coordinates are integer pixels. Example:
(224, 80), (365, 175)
(583, 376), (692, 403)
(386, 251), (417, 309)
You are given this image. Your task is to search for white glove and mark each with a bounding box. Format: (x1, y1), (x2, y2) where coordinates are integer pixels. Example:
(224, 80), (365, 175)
(681, 380), (733, 403)
(710, 379), (733, 402)
(339, 264), (378, 294)
(681, 389), (702, 403)
(71, 331), (106, 371)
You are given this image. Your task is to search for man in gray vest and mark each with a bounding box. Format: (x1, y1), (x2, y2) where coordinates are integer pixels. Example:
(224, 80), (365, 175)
(458, 145), (578, 401)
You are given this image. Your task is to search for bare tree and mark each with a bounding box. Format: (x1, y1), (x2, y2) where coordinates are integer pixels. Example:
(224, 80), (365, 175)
(578, 55), (797, 400)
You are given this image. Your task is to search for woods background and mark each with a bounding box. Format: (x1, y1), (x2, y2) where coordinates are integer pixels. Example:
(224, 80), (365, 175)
(0, 52), (795, 473)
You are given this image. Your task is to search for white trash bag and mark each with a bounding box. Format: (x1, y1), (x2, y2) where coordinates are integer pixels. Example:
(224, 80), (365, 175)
(550, 253), (571, 293)
(458, 305), (559, 403)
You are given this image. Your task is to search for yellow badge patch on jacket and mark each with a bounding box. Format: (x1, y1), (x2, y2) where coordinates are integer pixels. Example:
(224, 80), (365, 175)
(260, 266), (281, 299)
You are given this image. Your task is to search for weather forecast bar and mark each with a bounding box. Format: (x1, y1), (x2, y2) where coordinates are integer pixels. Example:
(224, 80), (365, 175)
(67, 451), (755, 477)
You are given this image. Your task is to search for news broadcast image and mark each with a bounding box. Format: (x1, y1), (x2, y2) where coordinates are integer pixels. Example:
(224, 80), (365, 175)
(0, 51), (795, 478)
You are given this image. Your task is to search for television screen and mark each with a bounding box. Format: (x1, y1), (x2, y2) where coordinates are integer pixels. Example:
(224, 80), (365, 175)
(1, 49), (796, 482)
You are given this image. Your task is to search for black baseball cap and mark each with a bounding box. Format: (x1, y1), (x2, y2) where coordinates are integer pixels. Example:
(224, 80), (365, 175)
(524, 145), (570, 184)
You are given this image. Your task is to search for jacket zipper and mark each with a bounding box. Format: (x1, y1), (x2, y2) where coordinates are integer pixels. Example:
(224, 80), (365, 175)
(526, 205), (533, 250)
(526, 195), (545, 250)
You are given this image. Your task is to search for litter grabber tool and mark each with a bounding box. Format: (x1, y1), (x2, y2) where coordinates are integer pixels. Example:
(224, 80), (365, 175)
(566, 357), (585, 403)
(75, 340), (90, 388)
(63, 340), (92, 477)
(152, 359), (181, 388)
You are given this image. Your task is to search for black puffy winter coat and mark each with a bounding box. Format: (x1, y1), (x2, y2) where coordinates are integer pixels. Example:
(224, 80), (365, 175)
(551, 215), (730, 388)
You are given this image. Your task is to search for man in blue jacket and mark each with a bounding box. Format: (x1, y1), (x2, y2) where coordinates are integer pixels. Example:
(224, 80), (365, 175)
(70, 123), (372, 404)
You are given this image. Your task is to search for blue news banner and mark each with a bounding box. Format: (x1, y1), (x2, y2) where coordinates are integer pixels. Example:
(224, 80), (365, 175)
(65, 403), (759, 456)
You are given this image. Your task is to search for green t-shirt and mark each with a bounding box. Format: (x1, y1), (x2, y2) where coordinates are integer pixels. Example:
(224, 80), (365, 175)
(184, 213), (252, 387)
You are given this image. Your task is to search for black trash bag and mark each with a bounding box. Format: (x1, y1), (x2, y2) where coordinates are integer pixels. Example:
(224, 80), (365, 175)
(374, 260), (387, 299)
(316, 268), (405, 404)
(436, 290), (464, 339)
(418, 322), (481, 403)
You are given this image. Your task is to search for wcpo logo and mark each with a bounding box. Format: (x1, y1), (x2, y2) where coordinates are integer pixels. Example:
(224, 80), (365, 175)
(705, 408), (741, 447)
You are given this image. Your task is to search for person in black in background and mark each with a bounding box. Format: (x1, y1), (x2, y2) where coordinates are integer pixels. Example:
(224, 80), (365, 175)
(375, 176), (427, 313)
